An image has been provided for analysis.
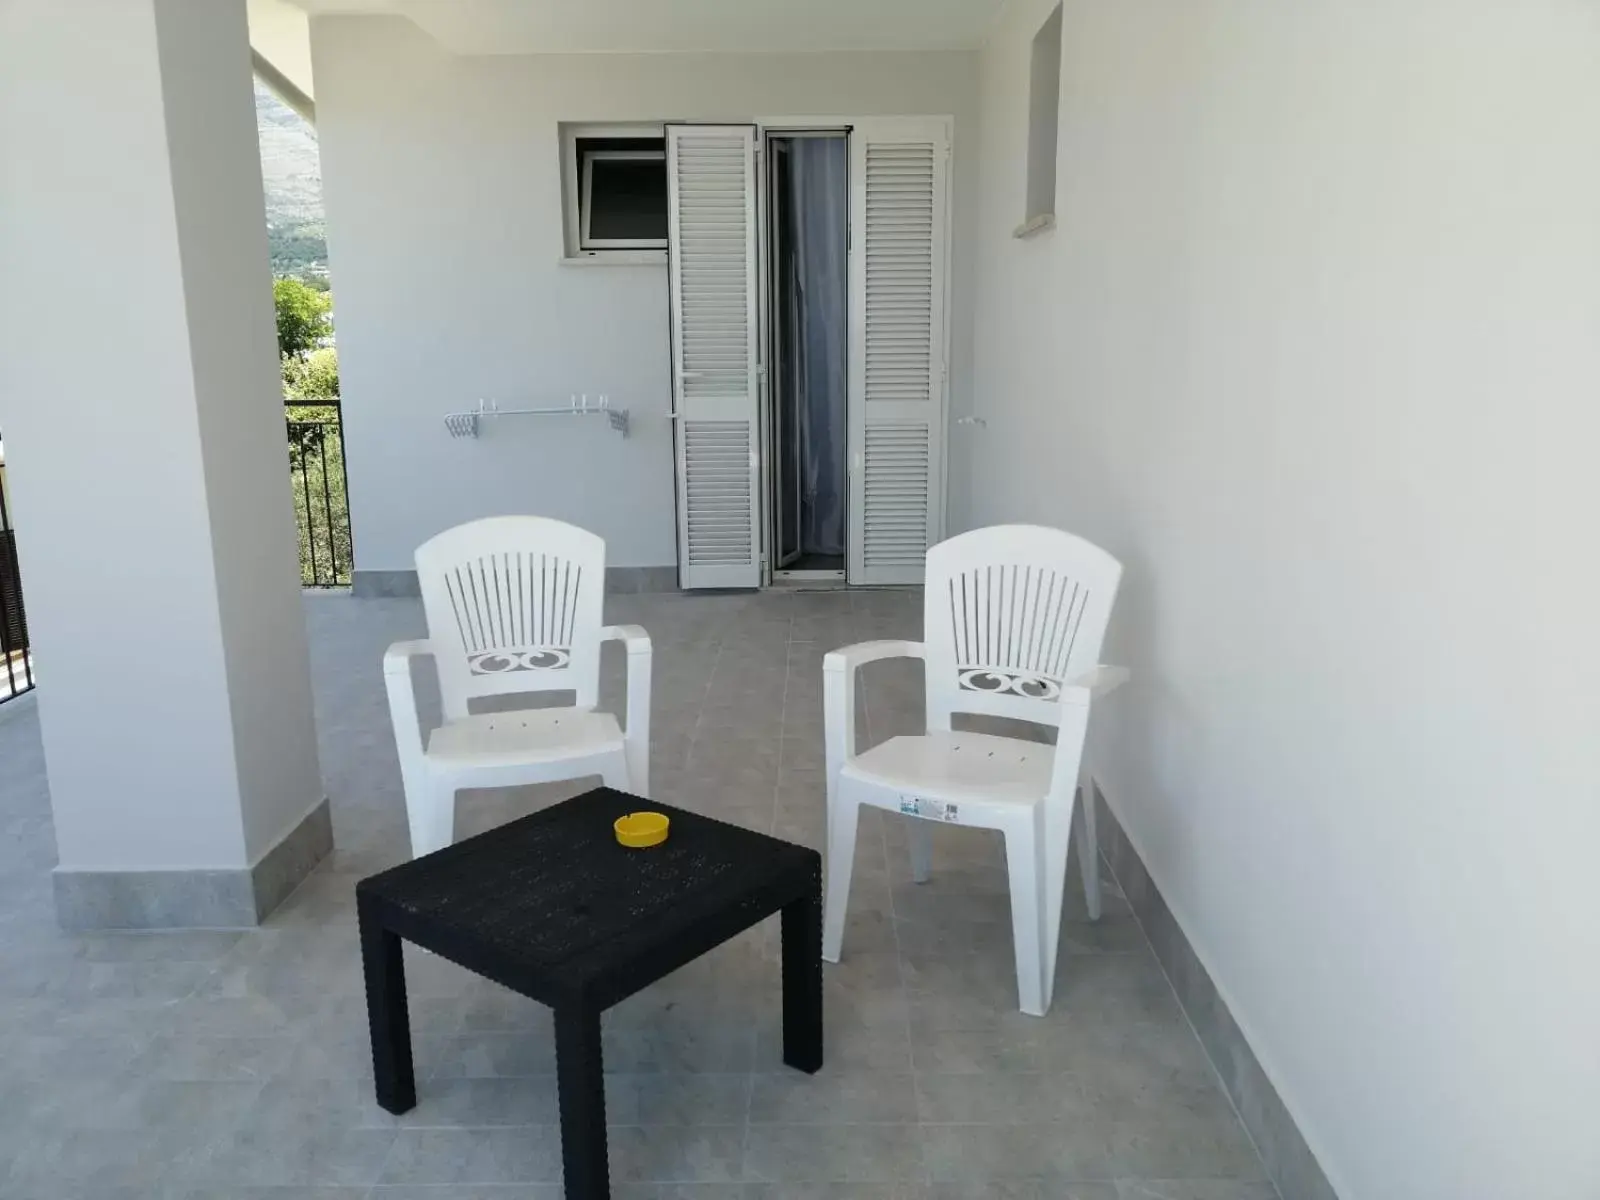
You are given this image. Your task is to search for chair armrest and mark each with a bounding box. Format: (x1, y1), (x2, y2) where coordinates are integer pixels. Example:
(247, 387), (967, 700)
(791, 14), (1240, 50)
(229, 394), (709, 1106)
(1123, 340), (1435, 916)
(600, 624), (652, 654)
(601, 625), (652, 793)
(1047, 665), (1130, 819)
(383, 640), (433, 768)
(383, 639), (433, 676)
(1060, 665), (1130, 703)
(823, 639), (925, 675)
(823, 641), (924, 777)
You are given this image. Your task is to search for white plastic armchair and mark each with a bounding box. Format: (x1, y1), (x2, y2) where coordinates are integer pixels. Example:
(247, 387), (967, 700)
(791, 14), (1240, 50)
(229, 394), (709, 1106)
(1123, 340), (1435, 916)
(822, 525), (1127, 1016)
(383, 516), (652, 858)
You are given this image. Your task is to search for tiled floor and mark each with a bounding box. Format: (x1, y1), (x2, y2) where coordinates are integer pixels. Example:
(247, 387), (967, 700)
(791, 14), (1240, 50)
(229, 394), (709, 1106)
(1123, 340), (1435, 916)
(0, 589), (1276, 1198)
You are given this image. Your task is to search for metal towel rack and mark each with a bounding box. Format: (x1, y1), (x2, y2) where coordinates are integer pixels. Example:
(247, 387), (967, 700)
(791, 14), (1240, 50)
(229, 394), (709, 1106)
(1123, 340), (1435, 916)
(445, 395), (630, 439)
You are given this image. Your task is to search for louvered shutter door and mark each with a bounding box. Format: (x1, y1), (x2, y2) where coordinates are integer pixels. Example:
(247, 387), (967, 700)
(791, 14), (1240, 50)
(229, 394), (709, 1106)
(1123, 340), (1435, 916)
(667, 125), (762, 589)
(847, 118), (951, 586)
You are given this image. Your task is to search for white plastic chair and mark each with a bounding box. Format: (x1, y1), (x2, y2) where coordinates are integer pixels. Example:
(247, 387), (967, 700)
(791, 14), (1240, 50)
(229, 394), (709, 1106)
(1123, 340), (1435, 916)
(822, 524), (1127, 1016)
(384, 516), (651, 858)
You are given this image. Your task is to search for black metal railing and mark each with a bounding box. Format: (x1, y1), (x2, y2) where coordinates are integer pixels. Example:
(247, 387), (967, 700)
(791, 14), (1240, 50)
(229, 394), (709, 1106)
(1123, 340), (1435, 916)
(0, 454), (35, 703)
(286, 402), (354, 587)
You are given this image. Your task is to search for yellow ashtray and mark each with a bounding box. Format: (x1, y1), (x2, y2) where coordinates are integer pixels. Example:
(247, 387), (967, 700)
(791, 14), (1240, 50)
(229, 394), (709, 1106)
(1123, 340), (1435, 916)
(614, 811), (670, 849)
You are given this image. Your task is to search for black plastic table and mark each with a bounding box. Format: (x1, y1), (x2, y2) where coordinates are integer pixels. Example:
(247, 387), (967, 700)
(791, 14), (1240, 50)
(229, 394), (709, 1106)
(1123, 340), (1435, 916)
(355, 786), (823, 1199)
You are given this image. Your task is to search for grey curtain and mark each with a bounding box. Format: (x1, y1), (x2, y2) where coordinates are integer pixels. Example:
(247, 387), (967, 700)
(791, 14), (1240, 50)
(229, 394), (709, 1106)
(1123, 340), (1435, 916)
(785, 137), (849, 557)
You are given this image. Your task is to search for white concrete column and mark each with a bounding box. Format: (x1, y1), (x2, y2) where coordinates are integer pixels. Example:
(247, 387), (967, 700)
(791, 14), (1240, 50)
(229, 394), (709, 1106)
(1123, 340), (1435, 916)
(0, 0), (328, 926)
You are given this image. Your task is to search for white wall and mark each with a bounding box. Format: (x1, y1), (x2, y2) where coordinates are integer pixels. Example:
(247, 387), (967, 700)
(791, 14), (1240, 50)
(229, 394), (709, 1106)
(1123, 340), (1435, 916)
(0, 0), (322, 870)
(965, 3), (1600, 1198)
(311, 16), (978, 570)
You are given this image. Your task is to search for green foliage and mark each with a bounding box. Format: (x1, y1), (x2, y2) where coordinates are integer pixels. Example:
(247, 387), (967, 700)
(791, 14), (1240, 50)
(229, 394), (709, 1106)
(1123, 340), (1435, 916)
(267, 220), (328, 278)
(283, 346), (340, 403)
(273, 271), (348, 586)
(273, 275), (332, 359)
(286, 414), (352, 587)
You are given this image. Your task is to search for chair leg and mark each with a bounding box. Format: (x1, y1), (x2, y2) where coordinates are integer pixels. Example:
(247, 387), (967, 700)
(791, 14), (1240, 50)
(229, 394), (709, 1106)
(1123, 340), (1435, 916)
(406, 783), (455, 859)
(1003, 822), (1049, 1017)
(1076, 771), (1102, 922)
(907, 817), (933, 884)
(822, 794), (861, 964)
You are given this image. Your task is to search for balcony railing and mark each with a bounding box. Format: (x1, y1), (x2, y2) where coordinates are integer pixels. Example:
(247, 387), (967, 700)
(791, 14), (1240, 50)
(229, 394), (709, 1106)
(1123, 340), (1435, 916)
(0, 454), (34, 704)
(287, 402), (353, 587)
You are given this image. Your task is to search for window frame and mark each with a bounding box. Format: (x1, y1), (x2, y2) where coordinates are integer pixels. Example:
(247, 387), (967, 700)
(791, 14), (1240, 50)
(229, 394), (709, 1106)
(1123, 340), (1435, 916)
(1017, 2), (1063, 239)
(561, 122), (669, 262)
(579, 148), (668, 251)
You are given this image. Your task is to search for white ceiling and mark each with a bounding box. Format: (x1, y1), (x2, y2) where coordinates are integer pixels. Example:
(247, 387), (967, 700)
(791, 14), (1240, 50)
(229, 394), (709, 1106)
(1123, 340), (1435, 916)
(286, 0), (1008, 54)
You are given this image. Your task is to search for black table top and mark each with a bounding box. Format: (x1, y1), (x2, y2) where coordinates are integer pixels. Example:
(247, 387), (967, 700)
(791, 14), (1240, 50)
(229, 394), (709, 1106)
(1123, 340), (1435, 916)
(357, 787), (818, 1006)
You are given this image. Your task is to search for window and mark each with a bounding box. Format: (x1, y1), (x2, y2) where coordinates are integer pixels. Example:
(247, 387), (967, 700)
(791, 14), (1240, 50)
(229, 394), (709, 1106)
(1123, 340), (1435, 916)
(562, 124), (668, 259)
(1019, 2), (1063, 237)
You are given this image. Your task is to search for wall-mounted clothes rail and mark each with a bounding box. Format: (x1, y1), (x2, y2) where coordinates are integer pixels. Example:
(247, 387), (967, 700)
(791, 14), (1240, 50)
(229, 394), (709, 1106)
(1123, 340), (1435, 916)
(444, 395), (630, 439)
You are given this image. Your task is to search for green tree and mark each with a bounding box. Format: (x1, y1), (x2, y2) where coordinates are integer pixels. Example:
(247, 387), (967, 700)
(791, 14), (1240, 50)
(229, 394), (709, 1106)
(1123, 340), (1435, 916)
(283, 345), (339, 403)
(273, 275), (332, 359)
(273, 274), (348, 586)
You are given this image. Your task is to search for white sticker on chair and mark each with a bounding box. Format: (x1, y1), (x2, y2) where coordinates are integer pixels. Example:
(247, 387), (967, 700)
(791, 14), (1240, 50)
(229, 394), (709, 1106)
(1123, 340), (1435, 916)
(900, 796), (960, 823)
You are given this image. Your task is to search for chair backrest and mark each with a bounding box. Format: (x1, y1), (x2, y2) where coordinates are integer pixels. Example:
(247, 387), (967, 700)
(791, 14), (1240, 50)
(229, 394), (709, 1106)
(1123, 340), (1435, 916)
(923, 524), (1123, 731)
(415, 516), (607, 720)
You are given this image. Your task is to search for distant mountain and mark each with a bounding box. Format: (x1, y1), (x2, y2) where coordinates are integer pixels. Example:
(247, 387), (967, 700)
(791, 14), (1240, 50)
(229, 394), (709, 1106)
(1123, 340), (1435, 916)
(256, 83), (327, 279)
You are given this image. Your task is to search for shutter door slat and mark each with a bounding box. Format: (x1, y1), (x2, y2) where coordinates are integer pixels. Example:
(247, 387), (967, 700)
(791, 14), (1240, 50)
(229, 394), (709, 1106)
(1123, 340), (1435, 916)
(848, 120), (950, 585)
(668, 126), (762, 588)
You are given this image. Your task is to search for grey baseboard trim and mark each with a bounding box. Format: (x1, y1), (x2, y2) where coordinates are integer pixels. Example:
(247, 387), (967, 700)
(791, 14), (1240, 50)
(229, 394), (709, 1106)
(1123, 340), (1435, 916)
(1097, 788), (1340, 1200)
(53, 797), (333, 930)
(606, 566), (679, 594)
(350, 569), (420, 598)
(249, 796), (333, 920)
(352, 566), (679, 598)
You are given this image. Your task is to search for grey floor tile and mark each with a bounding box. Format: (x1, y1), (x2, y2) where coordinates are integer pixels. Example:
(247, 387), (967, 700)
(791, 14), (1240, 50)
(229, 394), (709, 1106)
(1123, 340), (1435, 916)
(183, 1189), (372, 1199)
(0, 593), (1273, 1200)
(608, 1123), (746, 1183)
(926, 1185), (1117, 1200)
(742, 1124), (926, 1182)
(201, 1117), (398, 1188)
(605, 1022), (758, 1073)
(398, 1075), (561, 1126)
(1115, 1182), (1280, 1200)
(2, 1129), (174, 1192)
(454, 986), (556, 1036)
(1103, 1118), (1272, 1183)
(48, 1077), (264, 1135)
(749, 1071), (917, 1123)
(747, 1185), (931, 1199)
(756, 1013), (913, 1073)
(429, 1033), (555, 1076)
(369, 1188), (562, 1199)
(914, 1073), (1095, 1124)
(908, 1026), (1045, 1074)
(378, 1127), (564, 1185)
(608, 1072), (752, 1125)
(920, 1123), (1112, 1183)
(0, 1028), (149, 1080)
(131, 1033), (294, 1083)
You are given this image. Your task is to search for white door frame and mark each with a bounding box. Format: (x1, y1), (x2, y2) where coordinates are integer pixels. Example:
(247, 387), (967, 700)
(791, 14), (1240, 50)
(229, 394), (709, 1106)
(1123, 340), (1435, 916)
(756, 121), (853, 585)
(669, 115), (953, 589)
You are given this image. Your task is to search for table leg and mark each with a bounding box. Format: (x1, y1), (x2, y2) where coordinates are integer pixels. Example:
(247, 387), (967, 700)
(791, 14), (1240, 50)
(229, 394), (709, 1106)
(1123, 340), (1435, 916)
(554, 1006), (610, 1199)
(358, 900), (416, 1114)
(781, 881), (824, 1074)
